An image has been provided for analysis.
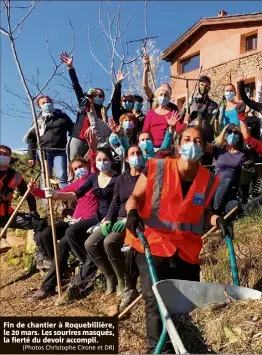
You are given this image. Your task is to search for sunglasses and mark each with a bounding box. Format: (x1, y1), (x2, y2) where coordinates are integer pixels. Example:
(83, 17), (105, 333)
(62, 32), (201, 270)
(226, 129), (240, 135)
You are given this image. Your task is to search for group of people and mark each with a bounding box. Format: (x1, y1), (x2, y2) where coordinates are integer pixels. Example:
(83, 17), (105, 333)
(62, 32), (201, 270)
(1, 52), (262, 353)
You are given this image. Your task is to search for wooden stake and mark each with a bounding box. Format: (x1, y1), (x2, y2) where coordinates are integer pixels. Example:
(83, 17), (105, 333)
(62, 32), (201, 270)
(118, 294), (142, 320)
(43, 158), (62, 298)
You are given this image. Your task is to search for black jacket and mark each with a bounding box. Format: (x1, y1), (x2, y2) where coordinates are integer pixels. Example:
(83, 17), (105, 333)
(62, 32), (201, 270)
(111, 82), (132, 125)
(239, 80), (262, 114)
(26, 110), (74, 160)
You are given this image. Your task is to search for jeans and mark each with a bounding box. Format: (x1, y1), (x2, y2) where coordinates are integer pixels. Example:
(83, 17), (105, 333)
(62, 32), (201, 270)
(46, 151), (68, 187)
(135, 252), (200, 353)
(67, 137), (89, 161)
(213, 178), (238, 215)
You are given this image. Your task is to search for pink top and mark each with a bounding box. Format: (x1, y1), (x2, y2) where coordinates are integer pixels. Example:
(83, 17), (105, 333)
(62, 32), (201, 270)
(32, 173), (98, 220)
(143, 109), (185, 147)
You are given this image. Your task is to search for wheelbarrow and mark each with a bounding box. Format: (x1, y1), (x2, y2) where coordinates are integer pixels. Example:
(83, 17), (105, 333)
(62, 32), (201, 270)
(137, 230), (262, 354)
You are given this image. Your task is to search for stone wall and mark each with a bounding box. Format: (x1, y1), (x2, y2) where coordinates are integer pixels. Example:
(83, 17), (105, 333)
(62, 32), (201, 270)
(201, 51), (262, 103)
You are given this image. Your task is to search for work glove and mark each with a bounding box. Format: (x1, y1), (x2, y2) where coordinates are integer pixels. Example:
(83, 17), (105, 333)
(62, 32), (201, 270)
(126, 209), (144, 237)
(216, 216), (234, 239)
(44, 187), (58, 199)
(101, 222), (113, 237)
(112, 219), (126, 233)
(235, 101), (246, 121)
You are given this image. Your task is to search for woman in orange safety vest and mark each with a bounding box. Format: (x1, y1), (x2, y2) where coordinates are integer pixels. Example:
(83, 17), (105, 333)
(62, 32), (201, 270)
(125, 126), (234, 353)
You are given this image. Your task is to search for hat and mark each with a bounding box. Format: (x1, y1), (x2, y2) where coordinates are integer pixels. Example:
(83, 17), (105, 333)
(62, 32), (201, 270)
(199, 75), (211, 85)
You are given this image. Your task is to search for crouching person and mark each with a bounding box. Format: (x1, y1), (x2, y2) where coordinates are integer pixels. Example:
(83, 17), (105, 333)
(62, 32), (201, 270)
(125, 127), (234, 353)
(85, 145), (144, 302)
(0, 145), (39, 253)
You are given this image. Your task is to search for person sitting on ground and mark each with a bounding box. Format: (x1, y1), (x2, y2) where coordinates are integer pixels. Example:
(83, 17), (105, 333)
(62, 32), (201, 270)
(28, 156), (99, 301)
(142, 86), (184, 150)
(60, 52), (108, 160)
(30, 148), (119, 304)
(205, 124), (247, 215)
(219, 83), (240, 129)
(24, 95), (74, 187)
(0, 145), (39, 253)
(85, 145), (144, 303)
(111, 70), (134, 125)
(142, 55), (178, 111)
(133, 95), (145, 131)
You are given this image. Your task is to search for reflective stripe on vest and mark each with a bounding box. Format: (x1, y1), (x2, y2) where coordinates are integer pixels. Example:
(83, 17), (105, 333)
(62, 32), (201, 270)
(142, 159), (216, 234)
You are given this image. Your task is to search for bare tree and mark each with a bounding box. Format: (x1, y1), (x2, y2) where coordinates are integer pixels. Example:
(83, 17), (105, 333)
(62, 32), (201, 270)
(0, 0), (75, 299)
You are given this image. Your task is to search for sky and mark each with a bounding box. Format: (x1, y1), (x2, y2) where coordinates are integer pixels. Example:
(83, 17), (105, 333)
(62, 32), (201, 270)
(1, 0), (262, 150)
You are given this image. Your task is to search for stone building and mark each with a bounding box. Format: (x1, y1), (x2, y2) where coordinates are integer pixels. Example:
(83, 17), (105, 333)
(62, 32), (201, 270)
(162, 11), (262, 109)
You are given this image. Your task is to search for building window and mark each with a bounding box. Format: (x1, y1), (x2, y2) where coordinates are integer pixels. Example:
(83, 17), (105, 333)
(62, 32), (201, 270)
(246, 34), (257, 51)
(180, 54), (200, 74)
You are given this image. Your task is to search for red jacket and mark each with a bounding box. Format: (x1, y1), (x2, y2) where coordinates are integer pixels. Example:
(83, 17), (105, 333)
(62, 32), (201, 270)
(245, 136), (262, 155)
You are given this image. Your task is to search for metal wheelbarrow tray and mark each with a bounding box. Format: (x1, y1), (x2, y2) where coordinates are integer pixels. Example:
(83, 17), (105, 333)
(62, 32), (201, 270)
(152, 279), (262, 354)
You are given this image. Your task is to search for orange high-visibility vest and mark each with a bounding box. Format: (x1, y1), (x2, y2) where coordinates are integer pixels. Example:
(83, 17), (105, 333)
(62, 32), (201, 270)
(0, 169), (22, 217)
(125, 158), (220, 264)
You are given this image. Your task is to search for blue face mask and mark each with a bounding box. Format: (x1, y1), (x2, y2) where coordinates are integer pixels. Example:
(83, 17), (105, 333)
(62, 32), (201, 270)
(226, 132), (239, 146)
(75, 168), (88, 179)
(122, 101), (133, 110)
(96, 160), (112, 173)
(134, 102), (143, 111)
(179, 142), (203, 162)
(94, 97), (104, 106)
(109, 134), (120, 146)
(157, 96), (169, 105)
(139, 140), (153, 153)
(224, 92), (235, 101)
(42, 102), (54, 114)
(122, 121), (134, 130)
(129, 156), (144, 169)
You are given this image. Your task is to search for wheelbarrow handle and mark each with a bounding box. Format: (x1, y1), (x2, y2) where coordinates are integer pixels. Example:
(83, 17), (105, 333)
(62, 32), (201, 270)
(225, 235), (240, 286)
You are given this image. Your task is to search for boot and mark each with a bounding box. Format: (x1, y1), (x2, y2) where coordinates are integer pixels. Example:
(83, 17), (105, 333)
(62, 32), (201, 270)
(93, 257), (117, 295)
(119, 288), (139, 311)
(110, 258), (125, 296)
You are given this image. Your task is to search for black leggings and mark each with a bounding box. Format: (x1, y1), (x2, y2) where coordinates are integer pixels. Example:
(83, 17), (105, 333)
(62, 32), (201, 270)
(41, 216), (99, 292)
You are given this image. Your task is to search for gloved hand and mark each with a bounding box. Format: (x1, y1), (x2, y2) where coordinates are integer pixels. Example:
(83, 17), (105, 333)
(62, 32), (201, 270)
(44, 187), (58, 199)
(235, 101), (246, 121)
(216, 216), (234, 239)
(126, 209), (144, 237)
(101, 222), (113, 237)
(30, 211), (40, 220)
(112, 219), (126, 233)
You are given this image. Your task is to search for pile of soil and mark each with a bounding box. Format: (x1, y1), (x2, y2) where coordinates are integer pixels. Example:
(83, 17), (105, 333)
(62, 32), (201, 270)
(173, 300), (262, 354)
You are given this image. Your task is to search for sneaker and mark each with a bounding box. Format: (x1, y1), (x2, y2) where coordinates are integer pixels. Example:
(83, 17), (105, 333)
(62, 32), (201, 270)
(119, 288), (139, 312)
(29, 288), (56, 301)
(55, 285), (82, 306)
(0, 238), (12, 254)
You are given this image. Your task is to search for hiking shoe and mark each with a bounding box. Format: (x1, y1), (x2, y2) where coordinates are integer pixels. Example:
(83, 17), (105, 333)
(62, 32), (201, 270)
(29, 288), (56, 301)
(0, 238), (12, 254)
(119, 288), (139, 311)
(55, 285), (82, 306)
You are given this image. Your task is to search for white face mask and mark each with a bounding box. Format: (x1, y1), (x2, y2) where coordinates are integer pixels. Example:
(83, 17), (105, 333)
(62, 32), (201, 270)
(0, 155), (11, 168)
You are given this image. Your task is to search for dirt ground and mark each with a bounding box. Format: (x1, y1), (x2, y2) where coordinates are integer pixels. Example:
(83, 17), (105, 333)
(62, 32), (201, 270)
(0, 249), (147, 354)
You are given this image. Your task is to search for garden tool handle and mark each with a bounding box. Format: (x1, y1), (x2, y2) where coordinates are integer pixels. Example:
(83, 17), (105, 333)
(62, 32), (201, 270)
(225, 235), (240, 286)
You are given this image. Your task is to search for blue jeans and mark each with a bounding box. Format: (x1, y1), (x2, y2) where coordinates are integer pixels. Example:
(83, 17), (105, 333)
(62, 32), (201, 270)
(38, 151), (68, 188)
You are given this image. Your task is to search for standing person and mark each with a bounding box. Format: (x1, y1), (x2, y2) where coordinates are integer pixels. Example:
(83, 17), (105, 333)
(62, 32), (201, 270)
(219, 84), (240, 129)
(24, 95), (74, 187)
(142, 86), (184, 150)
(133, 95), (145, 132)
(142, 55), (178, 111)
(85, 145), (144, 299)
(0, 145), (39, 253)
(60, 52), (108, 160)
(111, 70), (134, 124)
(124, 126), (233, 353)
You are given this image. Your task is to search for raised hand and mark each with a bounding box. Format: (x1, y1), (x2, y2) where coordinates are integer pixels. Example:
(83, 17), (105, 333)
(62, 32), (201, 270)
(108, 118), (121, 134)
(85, 127), (98, 152)
(60, 52), (73, 69)
(167, 111), (181, 127)
(116, 70), (127, 83)
(143, 55), (150, 72)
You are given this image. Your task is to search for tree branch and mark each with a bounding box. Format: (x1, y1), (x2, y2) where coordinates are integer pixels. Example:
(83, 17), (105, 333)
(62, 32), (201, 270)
(12, 0), (40, 38)
(87, 24), (110, 74)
